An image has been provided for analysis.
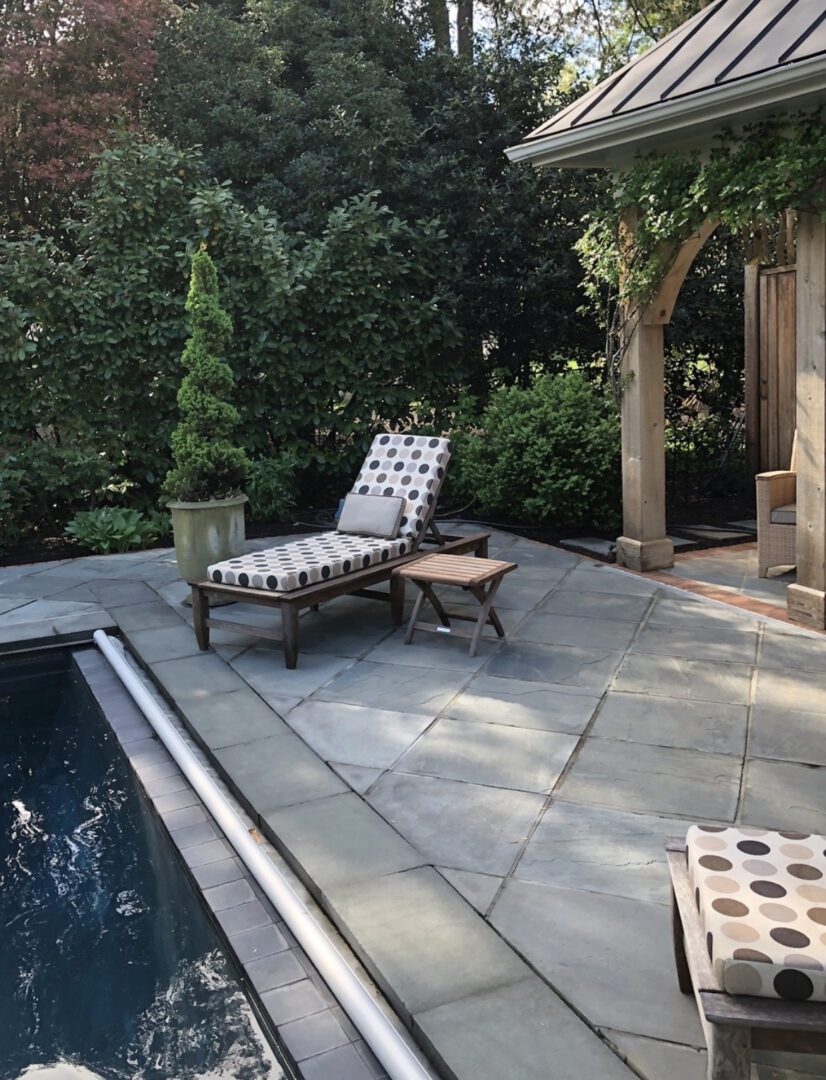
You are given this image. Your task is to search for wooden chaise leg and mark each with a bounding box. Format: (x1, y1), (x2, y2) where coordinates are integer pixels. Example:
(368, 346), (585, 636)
(281, 603), (300, 669)
(390, 572), (406, 626)
(671, 886), (693, 995)
(706, 1023), (750, 1080)
(192, 585), (210, 650)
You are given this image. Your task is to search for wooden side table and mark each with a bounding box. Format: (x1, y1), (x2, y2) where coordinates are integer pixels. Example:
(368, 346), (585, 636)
(393, 553), (517, 656)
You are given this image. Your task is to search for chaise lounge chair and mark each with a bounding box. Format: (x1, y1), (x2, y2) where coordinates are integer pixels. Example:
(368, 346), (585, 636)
(190, 433), (489, 668)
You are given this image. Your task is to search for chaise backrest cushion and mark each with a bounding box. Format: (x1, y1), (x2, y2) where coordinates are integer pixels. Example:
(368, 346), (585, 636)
(351, 434), (452, 541)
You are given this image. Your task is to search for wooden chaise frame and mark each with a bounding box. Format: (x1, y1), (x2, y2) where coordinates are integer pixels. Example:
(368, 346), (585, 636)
(668, 836), (826, 1079)
(191, 519), (489, 669)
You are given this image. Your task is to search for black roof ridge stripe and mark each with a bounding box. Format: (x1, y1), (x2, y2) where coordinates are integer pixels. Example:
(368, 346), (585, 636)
(662, 0), (764, 99)
(779, 5), (826, 63)
(611, 0), (730, 115)
(560, 3), (718, 131)
(717, 0), (803, 82)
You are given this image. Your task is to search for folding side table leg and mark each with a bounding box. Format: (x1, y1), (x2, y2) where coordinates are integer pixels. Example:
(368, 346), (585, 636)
(469, 575), (504, 656)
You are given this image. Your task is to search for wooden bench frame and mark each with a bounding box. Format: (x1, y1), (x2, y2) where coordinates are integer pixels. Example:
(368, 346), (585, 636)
(668, 836), (826, 1079)
(190, 525), (490, 669)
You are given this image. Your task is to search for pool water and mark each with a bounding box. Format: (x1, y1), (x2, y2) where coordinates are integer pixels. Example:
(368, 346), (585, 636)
(0, 651), (286, 1080)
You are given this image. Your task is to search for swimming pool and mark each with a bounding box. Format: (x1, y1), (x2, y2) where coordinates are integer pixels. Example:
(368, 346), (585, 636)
(0, 651), (286, 1080)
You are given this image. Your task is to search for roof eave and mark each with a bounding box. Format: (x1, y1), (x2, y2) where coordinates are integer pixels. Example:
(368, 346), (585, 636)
(506, 56), (826, 170)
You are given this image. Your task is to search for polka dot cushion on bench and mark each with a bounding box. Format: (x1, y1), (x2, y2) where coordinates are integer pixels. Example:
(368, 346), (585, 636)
(208, 533), (411, 593)
(350, 433), (451, 539)
(687, 824), (826, 1003)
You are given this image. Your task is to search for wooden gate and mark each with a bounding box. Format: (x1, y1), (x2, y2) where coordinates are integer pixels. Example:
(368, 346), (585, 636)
(744, 264), (796, 476)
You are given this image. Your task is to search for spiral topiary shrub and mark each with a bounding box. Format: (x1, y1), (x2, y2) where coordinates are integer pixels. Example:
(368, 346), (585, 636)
(164, 249), (249, 502)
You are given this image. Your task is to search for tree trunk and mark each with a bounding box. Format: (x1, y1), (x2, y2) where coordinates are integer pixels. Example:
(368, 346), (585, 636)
(428, 0), (450, 53)
(457, 0), (473, 59)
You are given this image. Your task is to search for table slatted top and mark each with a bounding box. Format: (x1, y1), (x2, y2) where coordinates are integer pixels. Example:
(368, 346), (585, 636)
(396, 553), (517, 586)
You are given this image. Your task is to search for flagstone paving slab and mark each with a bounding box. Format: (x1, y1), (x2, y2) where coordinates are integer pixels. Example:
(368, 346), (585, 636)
(443, 674), (599, 735)
(557, 566), (660, 597)
(120, 623), (205, 664)
(231, 646), (355, 700)
(367, 772), (544, 876)
(646, 593), (760, 632)
(111, 600), (186, 632)
(329, 763), (384, 795)
(437, 868), (503, 916)
(490, 879), (704, 1046)
(363, 629), (501, 671)
(741, 759), (826, 833)
(315, 661), (470, 715)
(538, 588), (652, 621)
(414, 977), (636, 1080)
(754, 666), (826, 714)
(612, 651), (753, 705)
(606, 1031), (705, 1080)
(177, 686), (290, 749)
(515, 801), (689, 904)
(759, 625), (826, 672)
(215, 733), (347, 818)
(487, 640), (624, 689)
(326, 867), (527, 1022)
(151, 652), (248, 700)
(632, 623), (758, 664)
(397, 717), (577, 794)
(559, 738), (741, 819)
(750, 705), (826, 766)
(264, 793), (424, 897)
(591, 691), (748, 756)
(287, 699), (433, 770)
(515, 611), (640, 649)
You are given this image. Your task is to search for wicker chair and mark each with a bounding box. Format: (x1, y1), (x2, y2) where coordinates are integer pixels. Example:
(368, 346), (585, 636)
(756, 432), (797, 578)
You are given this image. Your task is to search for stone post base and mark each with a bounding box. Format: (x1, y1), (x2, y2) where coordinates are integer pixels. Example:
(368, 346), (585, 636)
(616, 536), (674, 573)
(787, 583), (826, 630)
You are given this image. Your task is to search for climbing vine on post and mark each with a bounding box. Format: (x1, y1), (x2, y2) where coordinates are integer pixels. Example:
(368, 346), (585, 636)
(577, 108), (826, 313)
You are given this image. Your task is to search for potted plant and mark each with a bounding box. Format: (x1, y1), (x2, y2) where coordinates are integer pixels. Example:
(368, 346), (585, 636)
(164, 248), (249, 587)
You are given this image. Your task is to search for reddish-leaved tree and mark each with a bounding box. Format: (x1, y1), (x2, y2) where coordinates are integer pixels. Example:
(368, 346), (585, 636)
(0, 0), (164, 231)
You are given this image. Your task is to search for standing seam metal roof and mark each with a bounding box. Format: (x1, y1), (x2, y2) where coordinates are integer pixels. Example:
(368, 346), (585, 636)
(526, 0), (826, 142)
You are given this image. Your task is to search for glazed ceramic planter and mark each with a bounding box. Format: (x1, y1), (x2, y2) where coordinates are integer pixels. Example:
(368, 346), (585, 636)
(168, 494), (247, 585)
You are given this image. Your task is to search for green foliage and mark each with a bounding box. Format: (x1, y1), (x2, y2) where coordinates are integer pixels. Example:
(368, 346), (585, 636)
(151, 0), (601, 386)
(577, 110), (826, 311)
(0, 444), (112, 548)
(455, 372), (621, 529)
(65, 508), (166, 554)
(164, 250), (250, 502)
(247, 454), (299, 521)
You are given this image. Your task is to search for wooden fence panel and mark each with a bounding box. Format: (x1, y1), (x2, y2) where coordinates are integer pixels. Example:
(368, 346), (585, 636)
(744, 265), (796, 474)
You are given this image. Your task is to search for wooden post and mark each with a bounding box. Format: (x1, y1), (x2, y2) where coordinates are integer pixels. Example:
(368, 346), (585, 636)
(787, 211), (826, 629)
(616, 318), (674, 571)
(615, 214), (718, 573)
(743, 262), (761, 482)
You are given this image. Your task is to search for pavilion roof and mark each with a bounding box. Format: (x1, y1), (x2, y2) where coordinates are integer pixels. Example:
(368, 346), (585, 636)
(507, 0), (826, 169)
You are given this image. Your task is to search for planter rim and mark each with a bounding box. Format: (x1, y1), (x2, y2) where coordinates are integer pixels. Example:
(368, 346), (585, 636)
(167, 494), (248, 511)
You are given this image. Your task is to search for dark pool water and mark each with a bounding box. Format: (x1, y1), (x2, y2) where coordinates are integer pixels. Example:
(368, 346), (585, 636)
(0, 651), (285, 1080)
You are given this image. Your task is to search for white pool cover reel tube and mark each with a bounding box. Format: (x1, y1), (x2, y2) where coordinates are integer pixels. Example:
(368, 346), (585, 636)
(93, 631), (431, 1080)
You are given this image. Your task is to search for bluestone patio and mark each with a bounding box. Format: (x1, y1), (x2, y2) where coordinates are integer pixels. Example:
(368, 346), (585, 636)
(2, 526), (825, 1079)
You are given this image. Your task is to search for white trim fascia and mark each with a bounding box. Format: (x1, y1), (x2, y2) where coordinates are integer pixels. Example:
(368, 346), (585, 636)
(506, 56), (826, 169)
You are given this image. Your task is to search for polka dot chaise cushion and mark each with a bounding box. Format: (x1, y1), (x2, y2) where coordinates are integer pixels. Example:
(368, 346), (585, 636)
(208, 533), (411, 593)
(351, 433), (451, 540)
(688, 824), (826, 1002)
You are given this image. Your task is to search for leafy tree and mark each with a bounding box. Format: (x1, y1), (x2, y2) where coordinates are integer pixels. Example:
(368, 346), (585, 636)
(0, 0), (164, 231)
(0, 133), (464, 518)
(151, 0), (602, 389)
